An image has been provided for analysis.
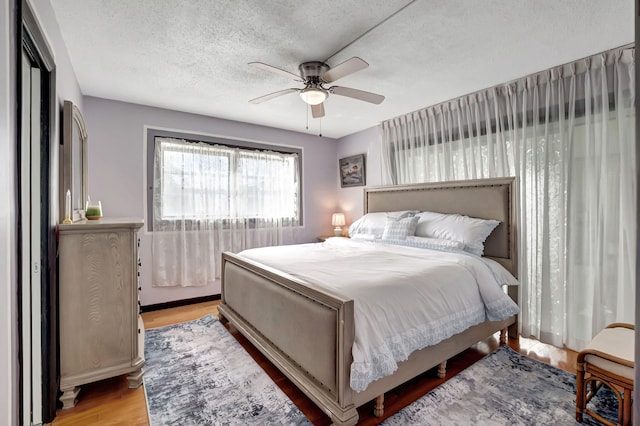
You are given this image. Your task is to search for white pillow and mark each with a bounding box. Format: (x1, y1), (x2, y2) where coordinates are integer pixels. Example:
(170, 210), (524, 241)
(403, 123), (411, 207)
(348, 210), (418, 238)
(415, 211), (500, 256)
(482, 258), (519, 286)
(382, 215), (419, 240)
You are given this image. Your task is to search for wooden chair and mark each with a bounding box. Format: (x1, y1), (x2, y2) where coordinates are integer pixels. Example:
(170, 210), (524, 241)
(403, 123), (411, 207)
(576, 323), (634, 426)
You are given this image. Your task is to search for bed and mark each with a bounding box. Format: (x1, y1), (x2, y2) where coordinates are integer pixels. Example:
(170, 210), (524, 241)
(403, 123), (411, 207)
(217, 177), (519, 425)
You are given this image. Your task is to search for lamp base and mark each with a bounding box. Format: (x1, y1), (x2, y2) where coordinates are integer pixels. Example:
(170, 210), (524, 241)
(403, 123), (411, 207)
(333, 227), (342, 237)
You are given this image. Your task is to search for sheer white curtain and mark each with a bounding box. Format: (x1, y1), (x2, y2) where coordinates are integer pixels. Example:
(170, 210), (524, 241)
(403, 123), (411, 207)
(152, 137), (300, 287)
(381, 48), (635, 350)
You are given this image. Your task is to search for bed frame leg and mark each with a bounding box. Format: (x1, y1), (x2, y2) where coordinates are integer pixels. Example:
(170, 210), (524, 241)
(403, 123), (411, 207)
(218, 312), (228, 324)
(499, 328), (507, 344)
(437, 360), (447, 378)
(508, 321), (519, 340)
(374, 394), (384, 417)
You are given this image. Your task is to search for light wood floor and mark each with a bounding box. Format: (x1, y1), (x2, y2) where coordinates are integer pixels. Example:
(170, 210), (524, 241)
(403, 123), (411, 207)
(51, 300), (577, 426)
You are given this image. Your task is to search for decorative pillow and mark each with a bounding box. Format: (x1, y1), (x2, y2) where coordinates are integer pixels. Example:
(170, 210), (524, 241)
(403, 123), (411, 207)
(381, 215), (419, 241)
(415, 211), (500, 256)
(348, 210), (418, 238)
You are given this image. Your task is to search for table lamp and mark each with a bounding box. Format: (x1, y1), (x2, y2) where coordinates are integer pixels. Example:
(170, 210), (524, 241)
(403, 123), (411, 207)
(332, 213), (346, 237)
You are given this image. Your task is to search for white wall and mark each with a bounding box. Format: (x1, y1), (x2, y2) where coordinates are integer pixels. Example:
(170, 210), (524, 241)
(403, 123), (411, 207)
(0, 0), (18, 423)
(336, 126), (382, 225)
(83, 96), (340, 305)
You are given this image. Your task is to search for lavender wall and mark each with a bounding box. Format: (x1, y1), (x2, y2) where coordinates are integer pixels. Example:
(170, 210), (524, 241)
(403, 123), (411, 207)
(335, 126), (383, 226)
(1, 0), (84, 423)
(24, 0), (84, 253)
(83, 96), (339, 305)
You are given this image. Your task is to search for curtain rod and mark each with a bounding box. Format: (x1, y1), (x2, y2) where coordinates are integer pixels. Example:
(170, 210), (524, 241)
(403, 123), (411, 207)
(381, 43), (635, 125)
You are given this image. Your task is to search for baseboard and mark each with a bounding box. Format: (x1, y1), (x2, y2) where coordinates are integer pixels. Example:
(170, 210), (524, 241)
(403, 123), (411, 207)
(141, 294), (221, 313)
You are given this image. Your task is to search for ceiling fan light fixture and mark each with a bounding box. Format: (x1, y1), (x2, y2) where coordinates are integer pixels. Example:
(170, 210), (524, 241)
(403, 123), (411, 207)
(299, 87), (328, 105)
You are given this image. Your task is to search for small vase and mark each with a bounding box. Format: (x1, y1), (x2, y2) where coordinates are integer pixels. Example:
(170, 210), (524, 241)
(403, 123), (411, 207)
(85, 200), (103, 220)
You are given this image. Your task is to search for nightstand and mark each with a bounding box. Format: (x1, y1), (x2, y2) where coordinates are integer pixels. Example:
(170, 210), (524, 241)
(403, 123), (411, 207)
(317, 235), (349, 242)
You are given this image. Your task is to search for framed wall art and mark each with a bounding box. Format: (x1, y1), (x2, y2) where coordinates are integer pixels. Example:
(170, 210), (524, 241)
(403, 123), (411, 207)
(339, 154), (365, 188)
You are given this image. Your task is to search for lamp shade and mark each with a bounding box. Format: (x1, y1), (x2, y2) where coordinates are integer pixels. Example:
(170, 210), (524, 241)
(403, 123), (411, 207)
(331, 212), (346, 227)
(299, 88), (328, 105)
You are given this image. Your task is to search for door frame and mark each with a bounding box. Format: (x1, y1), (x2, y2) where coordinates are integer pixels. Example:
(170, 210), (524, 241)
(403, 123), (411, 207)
(18, 1), (57, 424)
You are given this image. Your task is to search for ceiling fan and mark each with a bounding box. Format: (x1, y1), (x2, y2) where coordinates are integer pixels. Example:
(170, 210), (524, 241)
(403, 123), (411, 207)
(248, 57), (385, 118)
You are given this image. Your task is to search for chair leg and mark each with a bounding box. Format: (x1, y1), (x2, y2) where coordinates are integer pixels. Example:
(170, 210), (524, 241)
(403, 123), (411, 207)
(576, 363), (585, 422)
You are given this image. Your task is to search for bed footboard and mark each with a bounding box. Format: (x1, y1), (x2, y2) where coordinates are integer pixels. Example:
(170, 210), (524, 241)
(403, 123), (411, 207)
(218, 252), (359, 426)
(218, 178), (520, 424)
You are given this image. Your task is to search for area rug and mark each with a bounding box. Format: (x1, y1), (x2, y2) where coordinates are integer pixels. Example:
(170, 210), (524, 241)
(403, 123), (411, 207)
(143, 314), (310, 425)
(382, 345), (618, 425)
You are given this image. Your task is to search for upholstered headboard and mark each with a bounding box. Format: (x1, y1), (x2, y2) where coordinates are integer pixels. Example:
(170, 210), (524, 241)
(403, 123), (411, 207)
(364, 177), (517, 278)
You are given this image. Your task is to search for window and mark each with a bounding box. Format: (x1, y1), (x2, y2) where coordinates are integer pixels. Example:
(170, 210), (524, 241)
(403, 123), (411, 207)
(147, 129), (302, 229)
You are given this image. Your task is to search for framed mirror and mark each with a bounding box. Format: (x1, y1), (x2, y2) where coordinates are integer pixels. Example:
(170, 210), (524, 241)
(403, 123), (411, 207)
(60, 100), (88, 222)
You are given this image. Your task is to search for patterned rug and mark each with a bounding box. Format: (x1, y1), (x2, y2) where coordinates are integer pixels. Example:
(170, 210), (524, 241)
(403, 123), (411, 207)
(144, 316), (618, 425)
(143, 314), (310, 425)
(382, 345), (618, 425)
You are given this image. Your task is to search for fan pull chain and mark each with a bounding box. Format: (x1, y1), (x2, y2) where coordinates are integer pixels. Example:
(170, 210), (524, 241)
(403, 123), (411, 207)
(305, 105), (309, 131)
(319, 118), (322, 137)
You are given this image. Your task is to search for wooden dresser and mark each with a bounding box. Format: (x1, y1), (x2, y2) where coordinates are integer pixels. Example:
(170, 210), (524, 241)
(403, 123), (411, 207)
(58, 218), (144, 409)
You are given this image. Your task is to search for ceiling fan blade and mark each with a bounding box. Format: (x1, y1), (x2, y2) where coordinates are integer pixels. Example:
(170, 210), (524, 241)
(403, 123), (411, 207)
(249, 62), (302, 81)
(322, 57), (369, 83)
(331, 86), (385, 104)
(311, 103), (325, 118)
(249, 88), (298, 104)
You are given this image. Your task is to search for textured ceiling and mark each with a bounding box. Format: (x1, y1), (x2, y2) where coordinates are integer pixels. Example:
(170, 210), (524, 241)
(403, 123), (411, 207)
(51, 0), (634, 139)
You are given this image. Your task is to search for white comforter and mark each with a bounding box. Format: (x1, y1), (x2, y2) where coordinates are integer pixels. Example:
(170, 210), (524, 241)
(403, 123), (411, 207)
(238, 237), (519, 392)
